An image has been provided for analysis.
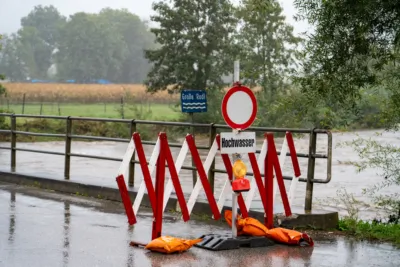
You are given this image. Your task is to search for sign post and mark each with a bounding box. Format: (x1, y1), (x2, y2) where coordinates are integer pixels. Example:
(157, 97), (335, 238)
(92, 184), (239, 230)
(181, 89), (207, 187)
(220, 61), (257, 238)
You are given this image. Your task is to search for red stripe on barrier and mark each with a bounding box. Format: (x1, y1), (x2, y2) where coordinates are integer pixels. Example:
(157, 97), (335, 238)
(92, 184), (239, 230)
(186, 135), (221, 220)
(160, 133), (190, 222)
(132, 133), (157, 216)
(116, 174), (137, 225)
(266, 133), (292, 217)
(286, 132), (301, 177)
(248, 153), (267, 212)
(216, 135), (249, 218)
(152, 140), (166, 240)
(265, 133), (274, 228)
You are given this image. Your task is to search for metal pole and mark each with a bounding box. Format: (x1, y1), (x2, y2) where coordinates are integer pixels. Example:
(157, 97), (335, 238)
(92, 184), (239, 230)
(128, 120), (136, 187)
(208, 123), (217, 193)
(10, 114), (16, 172)
(64, 117), (72, 180)
(190, 112), (197, 187)
(305, 129), (317, 211)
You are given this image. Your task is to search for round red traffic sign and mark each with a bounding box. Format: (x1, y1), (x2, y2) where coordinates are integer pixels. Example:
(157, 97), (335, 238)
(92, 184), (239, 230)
(221, 85), (257, 130)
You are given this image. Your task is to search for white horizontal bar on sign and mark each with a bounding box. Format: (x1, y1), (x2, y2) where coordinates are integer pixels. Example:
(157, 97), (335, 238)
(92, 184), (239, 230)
(162, 140), (189, 213)
(116, 137), (136, 180)
(186, 138), (218, 216)
(245, 139), (267, 210)
(133, 137), (160, 215)
(220, 131), (256, 154)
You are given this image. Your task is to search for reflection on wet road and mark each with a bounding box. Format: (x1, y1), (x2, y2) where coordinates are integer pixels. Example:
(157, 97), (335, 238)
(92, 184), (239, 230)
(0, 183), (398, 267)
(0, 129), (399, 219)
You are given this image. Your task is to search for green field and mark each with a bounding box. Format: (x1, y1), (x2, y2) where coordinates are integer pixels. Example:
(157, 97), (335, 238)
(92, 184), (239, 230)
(2, 102), (181, 121)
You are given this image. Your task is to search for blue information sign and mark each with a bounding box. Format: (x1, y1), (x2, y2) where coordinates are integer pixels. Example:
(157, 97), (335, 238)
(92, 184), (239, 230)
(181, 89), (207, 113)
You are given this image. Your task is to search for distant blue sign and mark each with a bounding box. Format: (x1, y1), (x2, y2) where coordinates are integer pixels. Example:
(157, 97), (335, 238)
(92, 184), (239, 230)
(181, 89), (207, 113)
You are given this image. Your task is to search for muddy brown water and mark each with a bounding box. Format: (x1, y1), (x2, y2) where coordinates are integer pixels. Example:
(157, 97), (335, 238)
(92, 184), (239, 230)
(0, 129), (399, 220)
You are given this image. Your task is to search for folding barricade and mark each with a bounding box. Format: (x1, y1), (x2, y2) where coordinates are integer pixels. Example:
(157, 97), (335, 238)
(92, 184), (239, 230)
(116, 131), (301, 239)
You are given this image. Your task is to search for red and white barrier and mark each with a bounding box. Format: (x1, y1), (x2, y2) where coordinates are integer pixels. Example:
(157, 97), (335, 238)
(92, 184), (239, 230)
(115, 131), (301, 239)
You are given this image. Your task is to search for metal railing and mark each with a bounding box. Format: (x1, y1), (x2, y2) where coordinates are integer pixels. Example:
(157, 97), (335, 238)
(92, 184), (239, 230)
(0, 113), (332, 211)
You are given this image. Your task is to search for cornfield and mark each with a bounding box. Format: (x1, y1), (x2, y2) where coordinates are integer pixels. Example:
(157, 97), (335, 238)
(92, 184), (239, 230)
(3, 83), (179, 104)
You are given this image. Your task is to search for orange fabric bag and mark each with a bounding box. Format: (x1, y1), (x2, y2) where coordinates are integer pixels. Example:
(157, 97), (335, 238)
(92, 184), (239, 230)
(224, 210), (314, 247)
(266, 228), (314, 247)
(144, 236), (202, 254)
(224, 210), (269, 236)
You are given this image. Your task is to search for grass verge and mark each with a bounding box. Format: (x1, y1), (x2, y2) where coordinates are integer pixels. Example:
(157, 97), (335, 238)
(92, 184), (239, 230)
(338, 218), (400, 247)
(3, 102), (181, 121)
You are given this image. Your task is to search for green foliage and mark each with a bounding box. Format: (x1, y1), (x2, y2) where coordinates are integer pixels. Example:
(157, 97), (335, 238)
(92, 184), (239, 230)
(21, 5), (66, 47)
(56, 12), (129, 82)
(338, 218), (400, 247)
(56, 9), (155, 83)
(340, 134), (400, 218)
(18, 5), (66, 79)
(97, 8), (156, 83)
(293, 0), (400, 106)
(0, 34), (27, 81)
(0, 34), (7, 98)
(0, 5), (154, 83)
(237, 0), (302, 97)
(144, 0), (237, 94)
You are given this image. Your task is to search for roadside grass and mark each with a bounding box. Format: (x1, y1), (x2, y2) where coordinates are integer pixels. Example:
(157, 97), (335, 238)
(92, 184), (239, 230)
(2, 102), (181, 121)
(338, 218), (400, 248)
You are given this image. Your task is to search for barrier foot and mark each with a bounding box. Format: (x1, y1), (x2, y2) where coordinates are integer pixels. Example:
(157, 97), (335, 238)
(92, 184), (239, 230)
(195, 234), (275, 251)
(129, 241), (147, 247)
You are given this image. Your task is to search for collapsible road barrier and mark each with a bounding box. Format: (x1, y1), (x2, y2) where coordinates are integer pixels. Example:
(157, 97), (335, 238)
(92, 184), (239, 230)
(115, 130), (301, 240)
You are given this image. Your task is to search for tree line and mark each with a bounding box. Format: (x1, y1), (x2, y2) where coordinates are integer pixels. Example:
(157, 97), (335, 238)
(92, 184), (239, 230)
(0, 6), (155, 83)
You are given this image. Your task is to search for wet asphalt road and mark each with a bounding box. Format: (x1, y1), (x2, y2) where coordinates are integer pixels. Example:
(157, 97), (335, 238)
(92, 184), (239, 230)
(0, 182), (399, 267)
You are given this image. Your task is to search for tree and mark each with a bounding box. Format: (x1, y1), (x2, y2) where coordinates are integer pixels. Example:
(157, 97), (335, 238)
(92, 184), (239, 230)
(0, 34), (6, 97)
(237, 0), (301, 97)
(144, 0), (238, 94)
(21, 5), (66, 48)
(234, 0), (302, 128)
(17, 27), (53, 79)
(293, 0), (400, 107)
(18, 5), (66, 79)
(0, 34), (27, 81)
(56, 9), (154, 83)
(97, 8), (156, 83)
(56, 12), (129, 83)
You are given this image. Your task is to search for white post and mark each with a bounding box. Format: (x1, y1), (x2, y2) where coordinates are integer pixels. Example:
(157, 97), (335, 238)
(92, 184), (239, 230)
(232, 192), (238, 237)
(231, 60), (240, 238)
(234, 60), (240, 83)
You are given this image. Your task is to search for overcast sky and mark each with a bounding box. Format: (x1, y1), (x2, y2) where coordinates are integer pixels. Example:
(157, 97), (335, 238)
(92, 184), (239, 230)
(0, 0), (310, 35)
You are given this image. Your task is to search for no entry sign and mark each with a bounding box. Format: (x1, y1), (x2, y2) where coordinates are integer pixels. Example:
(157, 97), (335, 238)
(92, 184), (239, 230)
(220, 85), (258, 154)
(221, 85), (257, 130)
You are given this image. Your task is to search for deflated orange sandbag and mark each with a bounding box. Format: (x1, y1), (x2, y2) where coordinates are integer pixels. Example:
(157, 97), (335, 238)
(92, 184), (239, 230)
(265, 228), (314, 247)
(224, 210), (269, 236)
(224, 210), (314, 247)
(144, 236), (202, 254)
(239, 217), (269, 236)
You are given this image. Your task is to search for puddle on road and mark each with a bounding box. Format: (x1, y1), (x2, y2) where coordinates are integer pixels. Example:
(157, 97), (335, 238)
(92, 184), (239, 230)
(0, 129), (399, 220)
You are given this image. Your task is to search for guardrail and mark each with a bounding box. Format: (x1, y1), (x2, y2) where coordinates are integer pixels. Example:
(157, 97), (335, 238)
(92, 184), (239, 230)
(0, 113), (332, 211)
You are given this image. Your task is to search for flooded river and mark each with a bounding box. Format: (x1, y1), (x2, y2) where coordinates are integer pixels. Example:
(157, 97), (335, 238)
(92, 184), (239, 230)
(0, 129), (398, 220)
